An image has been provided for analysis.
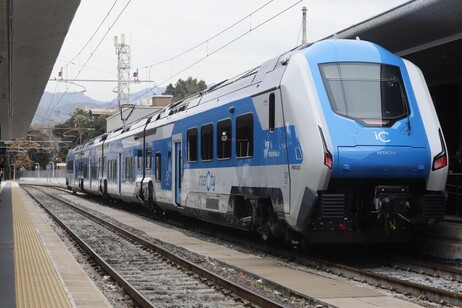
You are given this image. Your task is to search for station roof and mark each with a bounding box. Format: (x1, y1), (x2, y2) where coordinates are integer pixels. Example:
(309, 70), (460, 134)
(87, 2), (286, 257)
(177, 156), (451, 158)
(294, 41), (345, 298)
(0, 0), (80, 140)
(329, 0), (462, 87)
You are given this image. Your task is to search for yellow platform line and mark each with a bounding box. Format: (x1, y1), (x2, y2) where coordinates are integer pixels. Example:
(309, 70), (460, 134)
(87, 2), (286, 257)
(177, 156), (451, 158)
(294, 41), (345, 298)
(12, 186), (71, 308)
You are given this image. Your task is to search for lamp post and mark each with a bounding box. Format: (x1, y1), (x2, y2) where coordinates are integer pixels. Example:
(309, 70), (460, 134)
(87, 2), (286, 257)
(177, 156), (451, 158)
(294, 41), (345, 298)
(50, 162), (55, 179)
(11, 164), (15, 181)
(35, 163), (40, 179)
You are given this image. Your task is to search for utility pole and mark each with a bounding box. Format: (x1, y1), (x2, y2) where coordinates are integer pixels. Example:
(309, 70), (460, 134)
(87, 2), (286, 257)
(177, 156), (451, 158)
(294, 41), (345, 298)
(302, 6), (307, 45)
(114, 34), (133, 128)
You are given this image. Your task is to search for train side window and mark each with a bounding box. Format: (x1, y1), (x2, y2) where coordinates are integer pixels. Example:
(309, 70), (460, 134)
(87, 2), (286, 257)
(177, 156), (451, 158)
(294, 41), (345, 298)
(125, 157), (129, 180)
(91, 162), (97, 179)
(155, 152), (161, 182)
(187, 128), (198, 162)
(67, 160), (73, 172)
(131, 156), (135, 180)
(217, 119), (232, 159)
(236, 113), (254, 158)
(137, 149), (143, 170)
(113, 159), (117, 180)
(201, 123), (213, 161)
(146, 148), (152, 169)
(83, 163), (88, 178)
(126, 156), (135, 181)
(269, 93), (275, 132)
(109, 159), (115, 180)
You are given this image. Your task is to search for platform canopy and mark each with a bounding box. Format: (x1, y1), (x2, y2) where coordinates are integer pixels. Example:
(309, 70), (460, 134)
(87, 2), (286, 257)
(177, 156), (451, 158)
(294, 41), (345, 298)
(0, 0), (80, 140)
(329, 0), (462, 88)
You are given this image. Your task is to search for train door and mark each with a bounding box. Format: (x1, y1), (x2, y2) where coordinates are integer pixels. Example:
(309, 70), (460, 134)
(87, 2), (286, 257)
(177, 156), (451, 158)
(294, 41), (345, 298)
(118, 153), (122, 195)
(174, 141), (182, 206)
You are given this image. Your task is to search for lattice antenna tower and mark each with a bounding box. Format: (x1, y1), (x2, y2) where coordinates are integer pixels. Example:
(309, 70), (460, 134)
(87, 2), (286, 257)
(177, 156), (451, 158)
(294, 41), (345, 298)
(114, 34), (134, 128)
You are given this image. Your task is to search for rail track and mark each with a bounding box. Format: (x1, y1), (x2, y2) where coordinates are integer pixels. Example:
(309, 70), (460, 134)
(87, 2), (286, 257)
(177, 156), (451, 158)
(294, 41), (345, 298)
(22, 185), (291, 308)
(297, 255), (462, 307)
(24, 184), (462, 307)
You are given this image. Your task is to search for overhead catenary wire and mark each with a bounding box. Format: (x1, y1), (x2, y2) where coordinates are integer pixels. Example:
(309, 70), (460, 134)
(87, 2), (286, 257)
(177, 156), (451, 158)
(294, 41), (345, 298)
(42, 0), (121, 126)
(131, 0), (303, 103)
(136, 0), (275, 72)
(49, 0), (133, 117)
(68, 0), (120, 66)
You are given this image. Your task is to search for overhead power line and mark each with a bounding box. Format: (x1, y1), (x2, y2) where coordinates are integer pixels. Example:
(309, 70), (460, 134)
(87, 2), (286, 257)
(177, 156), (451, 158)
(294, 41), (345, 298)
(42, 0), (121, 126)
(131, 0), (303, 103)
(137, 0), (275, 72)
(68, 0), (120, 65)
(49, 0), (133, 117)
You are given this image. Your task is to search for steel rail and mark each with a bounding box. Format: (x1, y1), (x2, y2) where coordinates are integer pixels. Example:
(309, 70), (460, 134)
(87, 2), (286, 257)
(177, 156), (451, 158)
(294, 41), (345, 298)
(23, 187), (154, 308)
(311, 258), (462, 306)
(25, 186), (287, 308)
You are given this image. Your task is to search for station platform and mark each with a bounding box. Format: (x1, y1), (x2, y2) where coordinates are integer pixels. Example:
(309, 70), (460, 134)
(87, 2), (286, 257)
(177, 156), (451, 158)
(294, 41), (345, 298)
(0, 181), (111, 307)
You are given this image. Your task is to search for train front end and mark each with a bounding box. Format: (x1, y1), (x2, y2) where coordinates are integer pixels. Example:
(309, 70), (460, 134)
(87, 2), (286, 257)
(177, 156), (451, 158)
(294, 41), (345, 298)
(285, 39), (448, 243)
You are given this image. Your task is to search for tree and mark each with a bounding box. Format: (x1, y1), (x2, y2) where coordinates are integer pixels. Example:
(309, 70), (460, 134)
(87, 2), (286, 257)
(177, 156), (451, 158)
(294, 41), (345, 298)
(52, 108), (110, 161)
(163, 76), (207, 102)
(6, 129), (54, 174)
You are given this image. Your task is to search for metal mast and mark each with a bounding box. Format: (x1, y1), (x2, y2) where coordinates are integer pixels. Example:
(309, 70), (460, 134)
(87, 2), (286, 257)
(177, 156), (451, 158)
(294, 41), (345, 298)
(302, 6), (307, 45)
(114, 34), (133, 128)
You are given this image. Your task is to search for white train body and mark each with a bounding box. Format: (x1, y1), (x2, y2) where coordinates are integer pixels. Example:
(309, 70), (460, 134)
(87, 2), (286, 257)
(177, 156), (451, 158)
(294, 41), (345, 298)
(67, 39), (448, 243)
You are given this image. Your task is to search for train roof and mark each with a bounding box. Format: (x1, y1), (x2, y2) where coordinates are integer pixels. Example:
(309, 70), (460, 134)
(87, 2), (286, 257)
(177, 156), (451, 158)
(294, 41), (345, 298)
(66, 39), (333, 154)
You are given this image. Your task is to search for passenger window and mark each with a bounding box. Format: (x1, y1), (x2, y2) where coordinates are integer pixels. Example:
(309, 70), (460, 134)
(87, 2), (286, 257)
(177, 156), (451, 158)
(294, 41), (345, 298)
(236, 114), (253, 158)
(137, 150), (143, 170)
(201, 124), (213, 161)
(155, 153), (161, 182)
(83, 163), (88, 178)
(187, 128), (198, 162)
(146, 148), (152, 170)
(217, 119), (232, 159)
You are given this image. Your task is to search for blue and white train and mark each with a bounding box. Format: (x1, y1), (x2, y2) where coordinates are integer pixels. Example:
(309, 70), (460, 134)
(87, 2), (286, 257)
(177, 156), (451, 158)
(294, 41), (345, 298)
(66, 39), (448, 243)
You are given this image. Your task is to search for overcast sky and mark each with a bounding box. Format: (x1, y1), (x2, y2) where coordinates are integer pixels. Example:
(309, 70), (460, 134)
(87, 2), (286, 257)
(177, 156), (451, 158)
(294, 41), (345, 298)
(45, 0), (409, 102)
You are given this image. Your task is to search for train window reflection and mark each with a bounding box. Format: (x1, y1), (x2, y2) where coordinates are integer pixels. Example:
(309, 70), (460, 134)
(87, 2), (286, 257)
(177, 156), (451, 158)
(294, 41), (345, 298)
(236, 113), (253, 158)
(217, 119), (231, 160)
(201, 124), (213, 161)
(320, 62), (409, 127)
(187, 128), (198, 162)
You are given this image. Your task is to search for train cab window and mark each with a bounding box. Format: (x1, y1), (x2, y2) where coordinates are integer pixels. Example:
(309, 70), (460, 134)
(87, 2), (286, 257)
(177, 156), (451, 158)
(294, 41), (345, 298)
(155, 153), (161, 182)
(187, 128), (198, 162)
(137, 150), (143, 170)
(320, 63), (410, 127)
(217, 119), (232, 159)
(146, 148), (152, 169)
(201, 124), (213, 161)
(236, 114), (254, 158)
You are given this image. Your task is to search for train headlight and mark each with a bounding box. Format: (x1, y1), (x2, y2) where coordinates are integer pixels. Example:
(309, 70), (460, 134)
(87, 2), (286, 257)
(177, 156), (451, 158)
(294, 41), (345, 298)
(324, 152), (333, 169)
(432, 129), (447, 171)
(318, 126), (333, 169)
(432, 153), (447, 171)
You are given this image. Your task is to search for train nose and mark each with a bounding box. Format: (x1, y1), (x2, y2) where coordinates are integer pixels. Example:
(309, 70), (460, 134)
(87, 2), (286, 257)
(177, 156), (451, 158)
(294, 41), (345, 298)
(335, 146), (429, 178)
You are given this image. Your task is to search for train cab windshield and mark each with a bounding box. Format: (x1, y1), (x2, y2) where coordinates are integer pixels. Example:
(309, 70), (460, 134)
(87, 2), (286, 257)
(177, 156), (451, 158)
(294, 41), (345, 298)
(320, 62), (410, 127)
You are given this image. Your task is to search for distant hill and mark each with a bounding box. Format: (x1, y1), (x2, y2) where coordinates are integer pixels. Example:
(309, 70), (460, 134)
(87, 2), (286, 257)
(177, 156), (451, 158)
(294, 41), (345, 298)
(32, 88), (166, 126)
